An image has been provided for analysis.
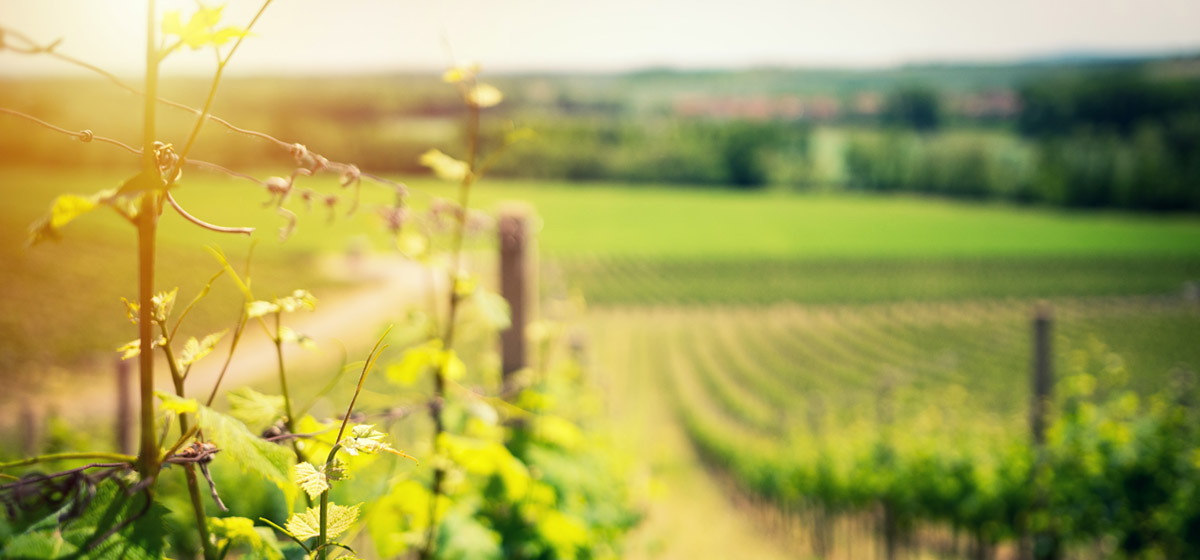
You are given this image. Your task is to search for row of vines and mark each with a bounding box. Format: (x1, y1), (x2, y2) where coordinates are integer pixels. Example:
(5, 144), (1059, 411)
(595, 299), (1200, 559)
(1, 3), (636, 559)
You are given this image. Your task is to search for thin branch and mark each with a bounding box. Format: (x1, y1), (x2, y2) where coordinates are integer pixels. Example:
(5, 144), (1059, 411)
(0, 453), (137, 470)
(0, 107), (140, 155)
(166, 191), (255, 235)
(0, 463), (131, 490)
(198, 462), (228, 511)
(187, 159), (267, 186)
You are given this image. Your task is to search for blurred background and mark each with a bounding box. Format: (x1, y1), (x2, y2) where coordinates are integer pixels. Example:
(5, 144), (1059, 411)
(2, 1), (1200, 558)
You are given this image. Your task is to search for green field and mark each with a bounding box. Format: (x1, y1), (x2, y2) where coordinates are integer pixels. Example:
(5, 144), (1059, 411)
(4, 166), (1199, 373)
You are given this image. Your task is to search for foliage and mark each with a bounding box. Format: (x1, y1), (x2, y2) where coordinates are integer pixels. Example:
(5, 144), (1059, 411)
(481, 117), (811, 188)
(1, 479), (168, 560)
(881, 85), (943, 132)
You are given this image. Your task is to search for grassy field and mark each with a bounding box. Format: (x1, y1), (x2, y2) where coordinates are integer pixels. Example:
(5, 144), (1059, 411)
(4, 165), (1199, 375)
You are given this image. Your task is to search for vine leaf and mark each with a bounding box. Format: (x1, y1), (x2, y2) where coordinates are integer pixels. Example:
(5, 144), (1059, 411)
(285, 503), (360, 541)
(0, 480), (167, 560)
(227, 387), (286, 433)
(178, 329), (228, 368)
(294, 462), (330, 500)
(117, 336), (166, 360)
(419, 149), (470, 182)
(158, 393), (296, 505)
(27, 194), (98, 246)
(386, 341), (465, 386)
(162, 6), (249, 51)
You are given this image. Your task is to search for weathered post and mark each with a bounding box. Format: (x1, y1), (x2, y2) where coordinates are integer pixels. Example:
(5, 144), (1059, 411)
(1029, 301), (1059, 560)
(498, 205), (531, 393)
(116, 357), (133, 454)
(1030, 302), (1053, 446)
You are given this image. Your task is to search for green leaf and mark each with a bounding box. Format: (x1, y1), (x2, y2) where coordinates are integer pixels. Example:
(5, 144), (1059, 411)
(285, 503), (359, 541)
(159, 393), (296, 505)
(279, 326), (317, 350)
(247, 300), (279, 318)
(294, 462), (330, 500)
(164, 5), (238, 50)
(152, 288), (178, 323)
(367, 480), (430, 558)
(278, 290), (317, 313)
(536, 510), (590, 559)
(116, 336), (165, 360)
(294, 462), (329, 500)
(227, 386), (286, 433)
(436, 510), (502, 560)
(120, 297), (139, 325)
(438, 433), (529, 500)
(27, 194), (98, 246)
(419, 149), (470, 182)
(158, 393), (199, 415)
(386, 341), (441, 387)
(178, 329), (227, 368)
(208, 26), (250, 46)
(1, 480), (167, 560)
(533, 415), (584, 450)
(442, 350), (467, 382)
(393, 340), (466, 383)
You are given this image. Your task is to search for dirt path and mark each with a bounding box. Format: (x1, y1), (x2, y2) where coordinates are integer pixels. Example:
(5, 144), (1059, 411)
(589, 309), (796, 560)
(7, 254), (439, 431)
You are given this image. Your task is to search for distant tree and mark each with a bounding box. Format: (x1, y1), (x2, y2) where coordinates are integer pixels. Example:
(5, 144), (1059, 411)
(882, 86), (943, 132)
(1017, 70), (1200, 137)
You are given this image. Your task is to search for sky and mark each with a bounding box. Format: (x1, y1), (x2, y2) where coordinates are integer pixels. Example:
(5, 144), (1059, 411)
(1, 0), (1198, 77)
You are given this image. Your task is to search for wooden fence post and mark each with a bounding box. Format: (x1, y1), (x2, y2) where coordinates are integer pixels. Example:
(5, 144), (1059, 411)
(116, 357), (133, 454)
(498, 206), (531, 393)
(1029, 301), (1060, 560)
(1030, 302), (1053, 446)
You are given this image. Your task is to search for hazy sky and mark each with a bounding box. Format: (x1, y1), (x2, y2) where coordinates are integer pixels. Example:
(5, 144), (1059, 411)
(2, 0), (1199, 76)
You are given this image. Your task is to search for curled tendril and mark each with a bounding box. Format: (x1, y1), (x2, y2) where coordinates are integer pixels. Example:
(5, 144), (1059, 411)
(153, 141), (181, 182)
(290, 143), (308, 162)
(78, 129), (94, 143)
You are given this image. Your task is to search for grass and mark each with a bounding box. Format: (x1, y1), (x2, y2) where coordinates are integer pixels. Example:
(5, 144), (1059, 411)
(455, 179), (1200, 260)
(4, 165), (1199, 375)
(0, 166), (396, 381)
